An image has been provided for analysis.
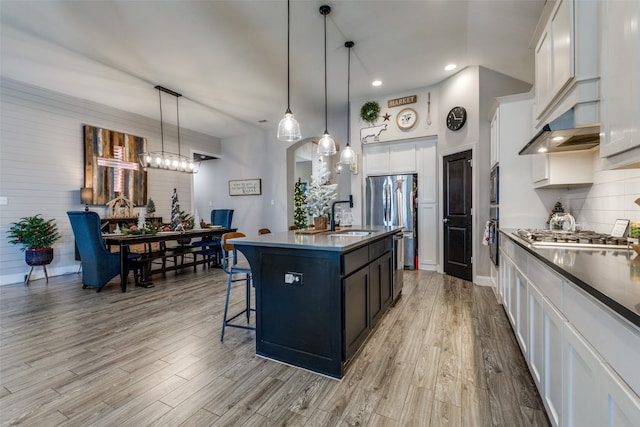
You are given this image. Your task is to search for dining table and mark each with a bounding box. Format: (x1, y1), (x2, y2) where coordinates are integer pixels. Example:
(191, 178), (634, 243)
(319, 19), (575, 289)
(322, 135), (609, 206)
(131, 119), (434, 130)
(103, 227), (235, 292)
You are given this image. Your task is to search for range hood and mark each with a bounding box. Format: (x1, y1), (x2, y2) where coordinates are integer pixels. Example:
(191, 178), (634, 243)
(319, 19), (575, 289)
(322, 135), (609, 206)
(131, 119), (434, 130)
(519, 109), (600, 155)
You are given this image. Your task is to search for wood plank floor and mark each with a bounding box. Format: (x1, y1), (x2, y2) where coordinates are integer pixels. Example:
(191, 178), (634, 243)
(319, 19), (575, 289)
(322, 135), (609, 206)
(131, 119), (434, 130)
(0, 267), (550, 426)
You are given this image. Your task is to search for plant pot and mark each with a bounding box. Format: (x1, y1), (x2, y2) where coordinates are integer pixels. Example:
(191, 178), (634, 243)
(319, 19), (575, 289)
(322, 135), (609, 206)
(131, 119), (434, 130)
(313, 216), (328, 231)
(25, 248), (54, 266)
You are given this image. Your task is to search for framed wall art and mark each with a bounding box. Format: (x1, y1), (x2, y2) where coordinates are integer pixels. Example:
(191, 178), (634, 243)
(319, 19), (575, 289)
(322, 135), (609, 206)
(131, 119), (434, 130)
(229, 179), (262, 196)
(84, 125), (148, 206)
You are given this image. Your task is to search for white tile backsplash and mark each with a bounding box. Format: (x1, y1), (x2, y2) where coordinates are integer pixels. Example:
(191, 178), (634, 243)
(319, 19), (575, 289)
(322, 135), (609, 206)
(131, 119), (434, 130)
(565, 157), (640, 234)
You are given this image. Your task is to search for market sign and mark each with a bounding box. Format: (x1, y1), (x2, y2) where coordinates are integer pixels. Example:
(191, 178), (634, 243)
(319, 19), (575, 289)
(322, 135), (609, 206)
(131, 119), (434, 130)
(387, 95), (417, 108)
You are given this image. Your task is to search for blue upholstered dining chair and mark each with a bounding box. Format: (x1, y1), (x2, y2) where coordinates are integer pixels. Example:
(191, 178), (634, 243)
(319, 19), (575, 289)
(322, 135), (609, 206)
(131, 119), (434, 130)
(220, 232), (255, 341)
(193, 209), (234, 267)
(67, 211), (139, 292)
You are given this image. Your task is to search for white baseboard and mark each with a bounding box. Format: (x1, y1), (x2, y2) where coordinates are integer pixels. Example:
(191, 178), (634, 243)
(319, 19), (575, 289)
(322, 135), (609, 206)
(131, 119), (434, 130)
(0, 264), (80, 286)
(474, 275), (492, 287)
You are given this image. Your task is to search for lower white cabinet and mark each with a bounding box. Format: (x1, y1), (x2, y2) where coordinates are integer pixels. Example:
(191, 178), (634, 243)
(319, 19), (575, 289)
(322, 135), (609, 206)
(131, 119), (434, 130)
(515, 268), (529, 357)
(500, 236), (640, 427)
(543, 298), (565, 427)
(601, 364), (640, 427)
(528, 282), (545, 391)
(564, 323), (602, 427)
(564, 323), (640, 427)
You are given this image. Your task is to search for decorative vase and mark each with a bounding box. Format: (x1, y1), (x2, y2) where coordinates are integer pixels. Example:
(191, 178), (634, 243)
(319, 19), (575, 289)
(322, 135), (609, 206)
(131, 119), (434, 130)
(313, 216), (328, 231)
(25, 248), (54, 266)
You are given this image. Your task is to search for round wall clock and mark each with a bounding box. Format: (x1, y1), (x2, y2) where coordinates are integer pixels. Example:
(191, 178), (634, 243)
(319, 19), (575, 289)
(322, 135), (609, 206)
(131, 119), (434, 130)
(446, 106), (467, 131)
(396, 108), (418, 130)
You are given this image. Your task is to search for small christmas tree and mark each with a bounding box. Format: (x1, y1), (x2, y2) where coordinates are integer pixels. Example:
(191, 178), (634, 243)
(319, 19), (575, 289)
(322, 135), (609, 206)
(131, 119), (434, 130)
(137, 208), (146, 229)
(171, 188), (181, 230)
(304, 159), (337, 219)
(546, 200), (564, 227)
(146, 198), (156, 216)
(294, 178), (307, 229)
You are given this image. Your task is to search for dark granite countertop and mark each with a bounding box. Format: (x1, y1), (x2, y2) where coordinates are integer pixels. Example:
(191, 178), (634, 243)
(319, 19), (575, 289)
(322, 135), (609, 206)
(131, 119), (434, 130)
(230, 225), (402, 252)
(501, 229), (640, 328)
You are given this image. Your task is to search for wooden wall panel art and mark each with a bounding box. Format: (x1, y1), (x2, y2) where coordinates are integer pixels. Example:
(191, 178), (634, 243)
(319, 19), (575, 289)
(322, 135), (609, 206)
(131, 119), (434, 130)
(84, 125), (147, 206)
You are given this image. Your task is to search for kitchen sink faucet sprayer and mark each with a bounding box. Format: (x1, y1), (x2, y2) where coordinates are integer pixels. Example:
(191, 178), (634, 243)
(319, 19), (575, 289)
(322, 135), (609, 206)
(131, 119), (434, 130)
(331, 195), (354, 231)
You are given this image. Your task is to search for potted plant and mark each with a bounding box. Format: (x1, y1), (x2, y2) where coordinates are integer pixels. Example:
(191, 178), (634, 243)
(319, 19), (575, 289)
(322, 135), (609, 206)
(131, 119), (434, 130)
(7, 215), (61, 266)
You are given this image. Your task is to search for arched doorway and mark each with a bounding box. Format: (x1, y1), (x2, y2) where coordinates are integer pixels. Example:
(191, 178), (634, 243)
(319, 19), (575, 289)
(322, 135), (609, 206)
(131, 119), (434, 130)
(285, 137), (341, 227)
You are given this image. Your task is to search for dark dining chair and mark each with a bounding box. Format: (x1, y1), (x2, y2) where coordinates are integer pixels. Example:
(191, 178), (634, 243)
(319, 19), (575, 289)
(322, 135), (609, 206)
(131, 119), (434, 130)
(220, 232), (255, 341)
(67, 211), (140, 292)
(193, 209), (234, 267)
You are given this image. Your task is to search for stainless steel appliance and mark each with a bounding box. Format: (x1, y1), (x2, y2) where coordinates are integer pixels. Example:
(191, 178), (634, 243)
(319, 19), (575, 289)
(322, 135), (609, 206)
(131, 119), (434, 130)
(489, 165), (499, 266)
(393, 233), (404, 300)
(365, 174), (417, 269)
(513, 229), (629, 249)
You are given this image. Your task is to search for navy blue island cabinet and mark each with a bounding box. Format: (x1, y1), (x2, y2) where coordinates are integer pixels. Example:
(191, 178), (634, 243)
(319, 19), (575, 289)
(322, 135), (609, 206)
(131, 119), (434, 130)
(231, 227), (400, 379)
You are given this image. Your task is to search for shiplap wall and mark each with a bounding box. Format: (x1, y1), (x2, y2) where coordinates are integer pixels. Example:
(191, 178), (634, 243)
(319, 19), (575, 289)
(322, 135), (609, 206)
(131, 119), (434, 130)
(0, 78), (221, 285)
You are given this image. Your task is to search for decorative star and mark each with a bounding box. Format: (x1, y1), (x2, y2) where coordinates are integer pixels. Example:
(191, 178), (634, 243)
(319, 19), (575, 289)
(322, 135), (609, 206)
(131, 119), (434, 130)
(382, 112), (391, 121)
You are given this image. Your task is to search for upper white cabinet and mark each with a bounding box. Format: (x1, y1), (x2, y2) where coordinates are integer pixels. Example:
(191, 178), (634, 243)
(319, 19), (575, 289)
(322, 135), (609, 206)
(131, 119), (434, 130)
(534, 0), (599, 128)
(531, 150), (594, 189)
(363, 141), (416, 175)
(535, 0), (573, 117)
(490, 112), (499, 167)
(600, 0), (640, 168)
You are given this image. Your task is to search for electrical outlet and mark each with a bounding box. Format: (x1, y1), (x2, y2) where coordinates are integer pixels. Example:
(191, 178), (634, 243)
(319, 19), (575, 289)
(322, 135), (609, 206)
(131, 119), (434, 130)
(284, 272), (303, 285)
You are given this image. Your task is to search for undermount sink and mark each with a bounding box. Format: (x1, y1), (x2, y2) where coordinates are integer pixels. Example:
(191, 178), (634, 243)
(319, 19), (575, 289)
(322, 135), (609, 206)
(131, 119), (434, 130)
(329, 230), (373, 237)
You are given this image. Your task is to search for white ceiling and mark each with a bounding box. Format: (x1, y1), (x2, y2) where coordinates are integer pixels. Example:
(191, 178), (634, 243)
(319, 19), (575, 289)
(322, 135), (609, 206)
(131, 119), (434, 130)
(0, 0), (544, 139)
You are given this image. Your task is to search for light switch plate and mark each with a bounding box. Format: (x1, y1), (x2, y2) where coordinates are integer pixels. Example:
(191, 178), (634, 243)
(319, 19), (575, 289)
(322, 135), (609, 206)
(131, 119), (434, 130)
(0, 197), (7, 205)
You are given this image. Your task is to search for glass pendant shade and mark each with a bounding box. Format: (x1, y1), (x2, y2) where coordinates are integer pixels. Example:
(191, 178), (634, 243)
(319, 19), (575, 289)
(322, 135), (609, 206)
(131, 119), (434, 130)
(339, 144), (355, 164)
(317, 131), (337, 156)
(277, 109), (301, 142)
(277, 0), (301, 142)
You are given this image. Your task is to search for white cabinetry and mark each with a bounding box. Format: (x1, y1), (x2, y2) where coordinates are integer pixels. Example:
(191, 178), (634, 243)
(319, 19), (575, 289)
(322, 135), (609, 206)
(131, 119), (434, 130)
(531, 150), (594, 189)
(543, 298), (565, 427)
(490, 112), (499, 167)
(528, 282), (545, 391)
(499, 233), (640, 427)
(535, 0), (573, 117)
(564, 324), (640, 427)
(363, 141), (417, 175)
(563, 323), (603, 427)
(533, 0), (599, 128)
(601, 365), (640, 427)
(600, 0), (640, 168)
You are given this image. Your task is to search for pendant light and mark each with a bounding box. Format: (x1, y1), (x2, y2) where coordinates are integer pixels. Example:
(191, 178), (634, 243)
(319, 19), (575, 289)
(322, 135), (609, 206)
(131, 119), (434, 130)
(139, 86), (199, 173)
(339, 41), (356, 165)
(277, 0), (302, 142)
(317, 5), (337, 156)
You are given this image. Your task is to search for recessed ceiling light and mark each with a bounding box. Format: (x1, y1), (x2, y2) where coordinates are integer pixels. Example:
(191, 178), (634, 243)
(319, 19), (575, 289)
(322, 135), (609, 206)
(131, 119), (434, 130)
(552, 136), (565, 142)
(444, 64), (457, 71)
(537, 147), (548, 153)
(372, 80), (382, 87)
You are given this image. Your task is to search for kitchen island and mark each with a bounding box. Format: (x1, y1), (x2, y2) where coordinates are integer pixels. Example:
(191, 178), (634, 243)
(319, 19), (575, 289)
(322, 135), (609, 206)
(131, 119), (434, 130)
(230, 226), (402, 378)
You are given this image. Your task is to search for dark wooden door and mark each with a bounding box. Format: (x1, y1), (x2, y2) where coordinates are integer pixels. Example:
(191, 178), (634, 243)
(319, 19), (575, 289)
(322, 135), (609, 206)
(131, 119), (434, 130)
(443, 150), (473, 281)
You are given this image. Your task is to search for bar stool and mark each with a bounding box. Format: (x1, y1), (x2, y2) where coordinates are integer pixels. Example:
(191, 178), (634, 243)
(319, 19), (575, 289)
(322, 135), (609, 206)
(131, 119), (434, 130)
(258, 228), (271, 235)
(220, 232), (255, 341)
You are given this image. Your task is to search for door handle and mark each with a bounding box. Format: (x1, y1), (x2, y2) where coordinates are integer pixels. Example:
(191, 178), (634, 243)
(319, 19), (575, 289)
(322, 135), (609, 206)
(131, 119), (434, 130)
(442, 218), (449, 223)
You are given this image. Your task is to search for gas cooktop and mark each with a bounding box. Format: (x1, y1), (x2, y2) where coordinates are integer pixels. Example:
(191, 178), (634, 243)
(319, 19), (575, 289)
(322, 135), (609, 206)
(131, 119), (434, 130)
(514, 229), (630, 249)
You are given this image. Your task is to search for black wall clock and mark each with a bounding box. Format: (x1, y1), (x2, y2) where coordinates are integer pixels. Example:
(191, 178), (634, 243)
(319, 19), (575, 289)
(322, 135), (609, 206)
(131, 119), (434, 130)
(446, 106), (467, 131)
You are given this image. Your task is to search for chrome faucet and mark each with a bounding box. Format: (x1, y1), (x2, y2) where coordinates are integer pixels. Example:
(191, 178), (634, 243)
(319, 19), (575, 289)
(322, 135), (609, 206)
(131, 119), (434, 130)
(331, 195), (354, 231)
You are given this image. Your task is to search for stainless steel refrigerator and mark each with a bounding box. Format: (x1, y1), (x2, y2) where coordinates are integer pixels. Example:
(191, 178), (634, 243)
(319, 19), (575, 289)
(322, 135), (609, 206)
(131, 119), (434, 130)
(365, 174), (417, 270)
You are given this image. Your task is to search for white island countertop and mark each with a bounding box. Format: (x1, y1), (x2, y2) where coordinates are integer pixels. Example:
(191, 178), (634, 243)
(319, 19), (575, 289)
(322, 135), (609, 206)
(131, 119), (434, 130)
(230, 225), (403, 252)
